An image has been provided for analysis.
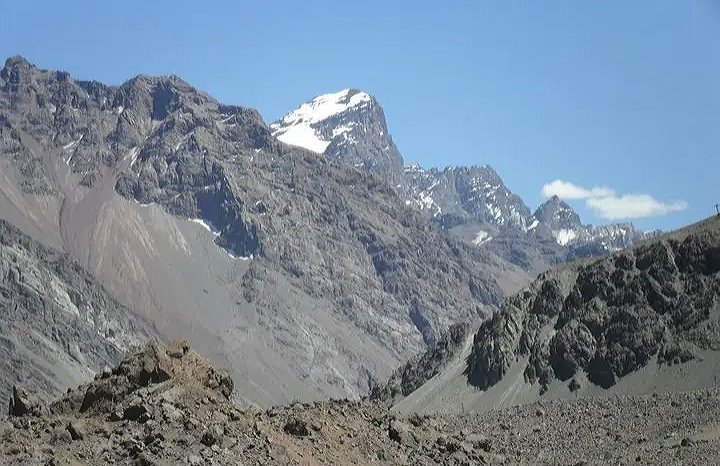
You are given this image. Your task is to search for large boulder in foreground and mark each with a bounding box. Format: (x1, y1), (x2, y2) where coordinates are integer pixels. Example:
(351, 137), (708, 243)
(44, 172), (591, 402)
(8, 386), (39, 417)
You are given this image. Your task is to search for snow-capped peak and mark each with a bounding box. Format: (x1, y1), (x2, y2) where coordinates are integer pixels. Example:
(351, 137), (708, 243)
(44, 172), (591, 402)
(270, 89), (372, 153)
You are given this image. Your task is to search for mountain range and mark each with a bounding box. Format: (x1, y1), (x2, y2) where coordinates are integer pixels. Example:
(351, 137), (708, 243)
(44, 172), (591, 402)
(0, 57), (518, 407)
(0, 57), (663, 409)
(271, 88), (657, 273)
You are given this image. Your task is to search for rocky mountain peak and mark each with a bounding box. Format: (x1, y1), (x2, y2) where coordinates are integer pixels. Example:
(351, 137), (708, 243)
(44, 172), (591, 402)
(404, 163), (537, 232)
(271, 88), (405, 185)
(532, 196), (654, 251)
(534, 195), (582, 231)
(2, 55), (33, 74)
(1, 55), (38, 90)
(270, 88), (374, 153)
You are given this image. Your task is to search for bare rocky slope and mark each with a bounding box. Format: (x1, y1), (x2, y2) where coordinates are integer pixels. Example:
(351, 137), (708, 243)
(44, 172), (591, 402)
(4, 340), (720, 465)
(0, 218), (155, 411)
(0, 56), (526, 406)
(369, 323), (471, 406)
(467, 215), (720, 393)
(374, 216), (720, 412)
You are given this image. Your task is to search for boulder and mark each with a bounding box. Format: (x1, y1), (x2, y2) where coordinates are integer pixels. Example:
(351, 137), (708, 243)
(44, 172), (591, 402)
(8, 386), (38, 417)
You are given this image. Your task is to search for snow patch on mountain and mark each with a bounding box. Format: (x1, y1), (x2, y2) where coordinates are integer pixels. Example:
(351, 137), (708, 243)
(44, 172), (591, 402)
(553, 229), (577, 246)
(188, 218), (221, 237)
(472, 230), (492, 246)
(270, 89), (371, 153)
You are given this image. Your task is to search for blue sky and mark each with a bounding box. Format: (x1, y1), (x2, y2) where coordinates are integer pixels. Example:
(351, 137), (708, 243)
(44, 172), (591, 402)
(0, 1), (717, 230)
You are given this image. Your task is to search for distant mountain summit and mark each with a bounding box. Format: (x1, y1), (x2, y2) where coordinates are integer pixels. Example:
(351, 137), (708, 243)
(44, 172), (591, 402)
(275, 89), (660, 272)
(534, 195), (654, 252)
(534, 195), (582, 231)
(270, 89), (404, 185)
(404, 163), (538, 232)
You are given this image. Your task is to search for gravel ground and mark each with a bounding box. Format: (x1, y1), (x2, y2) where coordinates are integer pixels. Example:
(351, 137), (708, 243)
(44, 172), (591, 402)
(3, 341), (720, 465)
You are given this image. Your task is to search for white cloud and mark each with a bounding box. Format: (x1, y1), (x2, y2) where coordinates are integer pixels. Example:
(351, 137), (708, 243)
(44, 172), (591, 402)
(541, 179), (688, 220)
(586, 195), (688, 220)
(541, 180), (614, 200)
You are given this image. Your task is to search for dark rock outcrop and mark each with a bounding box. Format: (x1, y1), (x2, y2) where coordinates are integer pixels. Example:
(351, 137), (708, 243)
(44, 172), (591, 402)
(371, 323), (471, 404)
(8, 386), (39, 417)
(467, 217), (720, 391)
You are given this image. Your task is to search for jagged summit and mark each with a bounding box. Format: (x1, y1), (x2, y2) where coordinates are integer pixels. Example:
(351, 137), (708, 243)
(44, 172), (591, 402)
(533, 195), (653, 250)
(2, 55), (32, 71)
(271, 88), (655, 271)
(271, 88), (405, 184)
(404, 162), (537, 231)
(534, 195), (581, 230)
(270, 88), (372, 153)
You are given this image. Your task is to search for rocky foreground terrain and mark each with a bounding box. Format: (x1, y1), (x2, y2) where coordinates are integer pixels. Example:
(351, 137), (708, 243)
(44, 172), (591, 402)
(3, 340), (720, 465)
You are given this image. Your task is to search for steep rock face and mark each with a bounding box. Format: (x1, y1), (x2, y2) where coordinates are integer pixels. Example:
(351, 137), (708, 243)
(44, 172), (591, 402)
(0, 57), (511, 405)
(0, 218), (155, 410)
(270, 89), (405, 186)
(466, 217), (720, 392)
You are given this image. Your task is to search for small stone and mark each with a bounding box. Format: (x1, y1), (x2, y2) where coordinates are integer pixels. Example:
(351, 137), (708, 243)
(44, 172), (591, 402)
(408, 412), (424, 427)
(388, 419), (415, 446)
(201, 425), (223, 446)
(124, 403), (148, 422)
(681, 437), (693, 447)
(51, 428), (73, 445)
